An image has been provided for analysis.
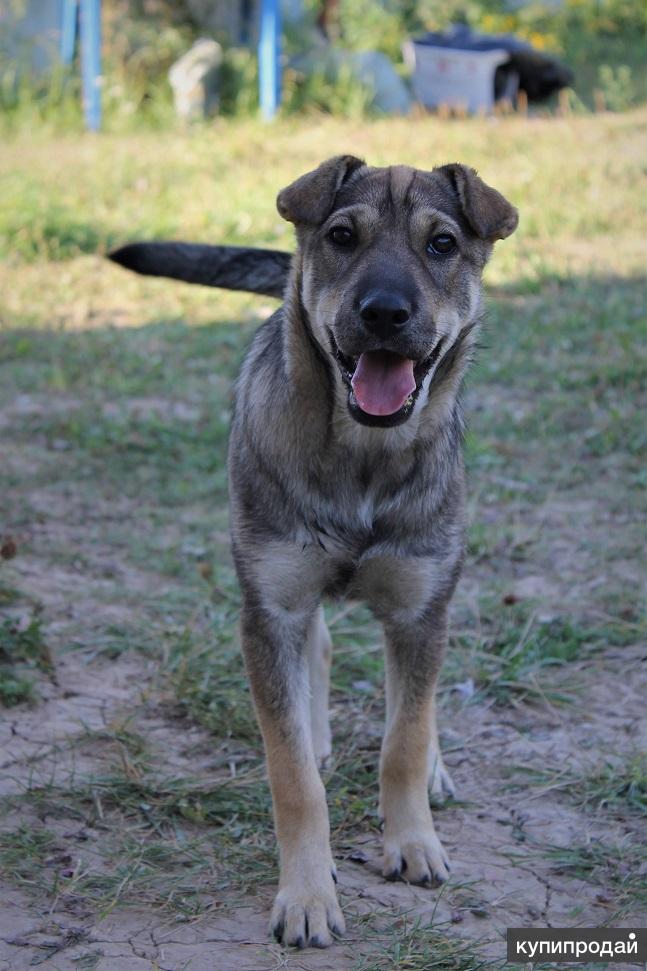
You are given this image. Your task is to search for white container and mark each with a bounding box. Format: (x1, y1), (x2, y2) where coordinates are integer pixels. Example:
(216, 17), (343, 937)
(405, 42), (511, 113)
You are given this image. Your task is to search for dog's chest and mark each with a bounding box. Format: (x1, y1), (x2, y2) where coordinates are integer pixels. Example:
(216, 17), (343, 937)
(305, 479), (394, 560)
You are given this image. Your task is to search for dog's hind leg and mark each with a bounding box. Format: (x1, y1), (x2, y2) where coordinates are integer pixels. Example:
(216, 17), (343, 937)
(307, 606), (333, 769)
(241, 601), (344, 948)
(427, 705), (456, 800)
(379, 606), (451, 886)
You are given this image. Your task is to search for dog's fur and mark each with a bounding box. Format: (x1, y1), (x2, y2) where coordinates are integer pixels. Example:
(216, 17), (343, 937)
(110, 156), (518, 949)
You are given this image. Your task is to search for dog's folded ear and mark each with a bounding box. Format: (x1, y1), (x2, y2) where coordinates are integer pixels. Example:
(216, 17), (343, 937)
(277, 155), (366, 226)
(436, 164), (518, 241)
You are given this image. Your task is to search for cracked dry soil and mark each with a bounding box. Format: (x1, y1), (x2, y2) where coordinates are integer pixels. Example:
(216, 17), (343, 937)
(0, 394), (645, 971)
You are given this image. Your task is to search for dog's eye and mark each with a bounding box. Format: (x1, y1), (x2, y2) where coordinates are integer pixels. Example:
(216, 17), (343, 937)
(427, 233), (456, 256)
(328, 226), (355, 247)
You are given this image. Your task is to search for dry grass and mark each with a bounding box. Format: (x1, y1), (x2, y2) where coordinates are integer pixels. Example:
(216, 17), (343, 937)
(0, 109), (645, 969)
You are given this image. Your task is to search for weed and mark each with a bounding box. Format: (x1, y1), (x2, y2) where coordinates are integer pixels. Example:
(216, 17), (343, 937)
(354, 913), (498, 971)
(508, 753), (647, 817)
(540, 837), (647, 910)
(0, 824), (58, 886)
(0, 611), (50, 706)
(445, 609), (606, 706)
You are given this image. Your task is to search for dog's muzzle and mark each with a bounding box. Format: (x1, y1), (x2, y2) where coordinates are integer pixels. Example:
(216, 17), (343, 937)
(331, 334), (445, 428)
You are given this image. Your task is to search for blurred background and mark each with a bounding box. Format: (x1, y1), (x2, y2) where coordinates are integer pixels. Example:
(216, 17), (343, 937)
(1, 0), (646, 126)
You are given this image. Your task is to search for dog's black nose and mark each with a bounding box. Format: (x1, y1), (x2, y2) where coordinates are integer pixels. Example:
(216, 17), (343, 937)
(359, 291), (411, 338)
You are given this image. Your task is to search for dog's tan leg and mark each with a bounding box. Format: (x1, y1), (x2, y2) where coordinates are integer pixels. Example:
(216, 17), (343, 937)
(380, 682), (455, 809)
(379, 608), (451, 885)
(307, 606), (333, 769)
(427, 701), (456, 799)
(241, 604), (344, 948)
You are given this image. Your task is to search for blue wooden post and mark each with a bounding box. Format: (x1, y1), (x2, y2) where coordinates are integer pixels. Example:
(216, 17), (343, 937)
(60, 0), (78, 64)
(258, 0), (281, 120)
(79, 0), (102, 130)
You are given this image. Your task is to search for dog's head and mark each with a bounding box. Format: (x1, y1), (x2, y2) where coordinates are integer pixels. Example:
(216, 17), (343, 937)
(278, 155), (517, 429)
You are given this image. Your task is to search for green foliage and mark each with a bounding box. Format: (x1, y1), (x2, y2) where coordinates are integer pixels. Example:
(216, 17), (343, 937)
(539, 836), (647, 906)
(598, 64), (636, 111)
(512, 754), (647, 816)
(0, 612), (49, 706)
(337, 0), (411, 62)
(0, 196), (104, 262)
(283, 61), (375, 117)
(580, 756), (647, 815)
(1, 0), (646, 133)
(165, 607), (259, 744)
(0, 824), (57, 881)
(0, 62), (83, 133)
(448, 610), (603, 705)
(218, 48), (259, 116)
(353, 915), (497, 971)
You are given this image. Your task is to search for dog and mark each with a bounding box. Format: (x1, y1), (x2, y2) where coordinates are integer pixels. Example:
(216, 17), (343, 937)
(110, 155), (518, 949)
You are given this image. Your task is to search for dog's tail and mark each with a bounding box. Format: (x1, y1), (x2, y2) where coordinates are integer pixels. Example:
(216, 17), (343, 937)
(108, 242), (292, 298)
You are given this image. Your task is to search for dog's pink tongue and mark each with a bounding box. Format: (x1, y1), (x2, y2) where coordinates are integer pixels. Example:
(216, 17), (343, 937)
(351, 351), (416, 416)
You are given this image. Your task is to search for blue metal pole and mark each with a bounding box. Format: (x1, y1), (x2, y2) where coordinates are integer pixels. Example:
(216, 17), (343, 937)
(80, 0), (101, 131)
(60, 0), (78, 64)
(259, 0), (281, 120)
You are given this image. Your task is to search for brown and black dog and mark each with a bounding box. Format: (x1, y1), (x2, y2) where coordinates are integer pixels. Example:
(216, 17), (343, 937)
(111, 156), (518, 948)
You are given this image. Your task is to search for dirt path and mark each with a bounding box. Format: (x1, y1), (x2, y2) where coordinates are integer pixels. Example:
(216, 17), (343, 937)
(1, 283), (645, 970)
(1, 472), (644, 969)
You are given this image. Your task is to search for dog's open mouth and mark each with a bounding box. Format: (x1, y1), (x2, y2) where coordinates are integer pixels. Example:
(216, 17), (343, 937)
(332, 338), (445, 428)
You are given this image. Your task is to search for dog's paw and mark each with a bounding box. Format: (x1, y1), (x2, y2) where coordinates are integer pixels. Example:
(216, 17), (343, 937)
(270, 869), (345, 948)
(427, 748), (456, 801)
(383, 821), (450, 886)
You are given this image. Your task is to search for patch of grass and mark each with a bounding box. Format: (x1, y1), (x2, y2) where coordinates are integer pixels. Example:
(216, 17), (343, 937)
(0, 321), (249, 507)
(1, 754), (277, 913)
(445, 607), (607, 706)
(0, 612), (50, 667)
(354, 914), (498, 971)
(508, 753), (647, 817)
(0, 669), (36, 706)
(578, 756), (647, 816)
(328, 603), (383, 693)
(2, 200), (107, 263)
(66, 623), (161, 661)
(0, 815), (237, 917)
(0, 824), (58, 885)
(166, 631), (256, 742)
(539, 836), (647, 912)
(328, 746), (381, 839)
(8, 406), (230, 504)
(162, 570), (261, 743)
(0, 611), (51, 706)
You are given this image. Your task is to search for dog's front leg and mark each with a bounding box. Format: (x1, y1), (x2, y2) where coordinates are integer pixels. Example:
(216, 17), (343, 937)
(379, 606), (451, 886)
(241, 604), (344, 948)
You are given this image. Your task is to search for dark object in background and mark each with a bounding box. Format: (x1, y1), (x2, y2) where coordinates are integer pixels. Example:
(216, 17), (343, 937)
(415, 25), (574, 103)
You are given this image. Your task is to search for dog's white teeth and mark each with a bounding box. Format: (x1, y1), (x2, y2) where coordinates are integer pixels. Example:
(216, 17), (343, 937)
(404, 394), (414, 407)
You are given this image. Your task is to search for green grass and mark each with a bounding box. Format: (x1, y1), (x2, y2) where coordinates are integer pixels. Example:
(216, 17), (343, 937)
(0, 110), (645, 961)
(353, 915), (497, 971)
(538, 836), (647, 915)
(444, 609), (641, 706)
(507, 753), (647, 817)
(1, 761), (277, 914)
(0, 609), (50, 706)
